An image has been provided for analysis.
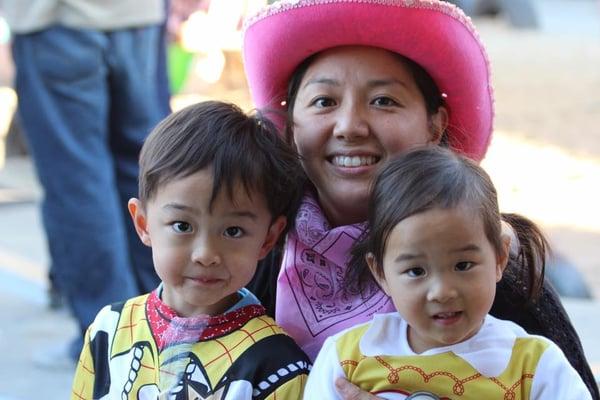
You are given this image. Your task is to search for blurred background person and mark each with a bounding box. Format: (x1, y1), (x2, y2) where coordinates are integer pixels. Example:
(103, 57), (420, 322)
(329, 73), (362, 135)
(0, 0), (170, 367)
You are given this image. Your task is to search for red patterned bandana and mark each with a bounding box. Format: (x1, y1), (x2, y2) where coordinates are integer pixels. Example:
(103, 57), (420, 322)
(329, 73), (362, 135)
(146, 290), (266, 351)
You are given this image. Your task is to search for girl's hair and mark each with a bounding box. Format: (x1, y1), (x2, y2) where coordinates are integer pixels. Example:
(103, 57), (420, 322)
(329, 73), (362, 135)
(284, 49), (447, 145)
(345, 147), (547, 302)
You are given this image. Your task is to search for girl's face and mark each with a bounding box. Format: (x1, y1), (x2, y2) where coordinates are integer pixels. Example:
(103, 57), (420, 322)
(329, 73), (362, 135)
(291, 46), (447, 226)
(367, 206), (509, 353)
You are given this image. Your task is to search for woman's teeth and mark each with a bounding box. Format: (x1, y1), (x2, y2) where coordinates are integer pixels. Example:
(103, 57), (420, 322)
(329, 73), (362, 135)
(332, 155), (378, 167)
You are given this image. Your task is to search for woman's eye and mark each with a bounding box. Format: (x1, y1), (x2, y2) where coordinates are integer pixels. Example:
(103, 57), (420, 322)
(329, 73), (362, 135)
(172, 221), (192, 233)
(372, 96), (399, 107)
(224, 226), (244, 238)
(456, 261), (475, 271)
(312, 97), (336, 108)
(405, 267), (425, 278)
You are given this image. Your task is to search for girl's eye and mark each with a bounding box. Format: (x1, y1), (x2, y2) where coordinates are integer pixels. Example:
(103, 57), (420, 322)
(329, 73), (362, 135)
(224, 226), (244, 238)
(311, 97), (336, 108)
(172, 221), (192, 233)
(372, 96), (399, 107)
(405, 267), (425, 278)
(455, 261), (475, 271)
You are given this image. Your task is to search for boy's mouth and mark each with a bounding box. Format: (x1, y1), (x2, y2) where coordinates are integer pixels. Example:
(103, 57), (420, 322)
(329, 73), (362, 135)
(189, 276), (223, 285)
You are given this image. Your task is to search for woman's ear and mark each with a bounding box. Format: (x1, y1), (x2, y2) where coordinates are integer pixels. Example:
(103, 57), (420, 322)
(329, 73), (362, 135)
(290, 127), (299, 152)
(501, 220), (520, 257)
(429, 105), (449, 144)
(258, 216), (287, 259)
(366, 252), (390, 296)
(496, 234), (511, 282)
(128, 198), (152, 247)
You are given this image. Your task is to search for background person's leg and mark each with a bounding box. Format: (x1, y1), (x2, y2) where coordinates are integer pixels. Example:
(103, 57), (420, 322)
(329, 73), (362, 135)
(107, 25), (169, 293)
(157, 0), (173, 116)
(12, 26), (139, 350)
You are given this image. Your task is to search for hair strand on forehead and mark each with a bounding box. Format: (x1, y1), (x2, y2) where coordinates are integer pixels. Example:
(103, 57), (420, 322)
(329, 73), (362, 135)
(137, 101), (306, 236)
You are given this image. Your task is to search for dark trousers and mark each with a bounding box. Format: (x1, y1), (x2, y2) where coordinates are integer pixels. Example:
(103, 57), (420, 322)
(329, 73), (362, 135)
(12, 24), (168, 337)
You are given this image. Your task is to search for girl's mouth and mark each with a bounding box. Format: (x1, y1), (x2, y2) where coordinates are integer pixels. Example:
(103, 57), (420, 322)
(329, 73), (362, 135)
(432, 311), (462, 325)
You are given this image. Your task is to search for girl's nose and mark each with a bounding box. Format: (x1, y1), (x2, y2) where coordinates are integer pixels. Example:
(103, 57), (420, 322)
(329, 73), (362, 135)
(333, 101), (369, 141)
(191, 236), (221, 267)
(426, 277), (458, 303)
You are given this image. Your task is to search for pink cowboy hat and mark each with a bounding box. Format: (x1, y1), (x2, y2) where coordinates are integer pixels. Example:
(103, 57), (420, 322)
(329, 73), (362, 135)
(242, 0), (494, 161)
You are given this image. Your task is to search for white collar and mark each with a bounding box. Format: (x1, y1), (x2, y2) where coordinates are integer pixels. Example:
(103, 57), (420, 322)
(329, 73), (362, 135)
(359, 313), (527, 377)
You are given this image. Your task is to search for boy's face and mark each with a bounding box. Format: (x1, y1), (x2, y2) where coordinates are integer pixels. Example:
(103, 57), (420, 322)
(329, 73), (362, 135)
(128, 168), (286, 317)
(367, 206), (509, 354)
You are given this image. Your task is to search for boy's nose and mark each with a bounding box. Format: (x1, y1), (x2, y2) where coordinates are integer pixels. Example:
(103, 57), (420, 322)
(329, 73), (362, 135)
(191, 237), (221, 267)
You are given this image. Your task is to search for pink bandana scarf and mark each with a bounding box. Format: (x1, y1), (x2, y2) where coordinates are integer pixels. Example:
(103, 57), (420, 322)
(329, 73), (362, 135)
(276, 194), (394, 360)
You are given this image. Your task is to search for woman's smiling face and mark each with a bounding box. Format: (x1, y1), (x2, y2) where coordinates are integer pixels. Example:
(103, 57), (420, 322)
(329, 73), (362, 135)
(291, 46), (447, 226)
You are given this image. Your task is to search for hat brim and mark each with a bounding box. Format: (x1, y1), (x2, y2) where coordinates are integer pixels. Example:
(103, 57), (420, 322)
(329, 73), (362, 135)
(243, 0), (493, 161)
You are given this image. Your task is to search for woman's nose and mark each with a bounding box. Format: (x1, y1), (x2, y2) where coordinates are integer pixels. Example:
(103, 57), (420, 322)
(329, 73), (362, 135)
(332, 101), (369, 140)
(426, 277), (458, 303)
(191, 236), (221, 267)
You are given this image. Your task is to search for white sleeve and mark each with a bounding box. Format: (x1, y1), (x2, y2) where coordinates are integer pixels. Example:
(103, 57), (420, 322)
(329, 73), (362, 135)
(530, 340), (592, 399)
(303, 336), (346, 400)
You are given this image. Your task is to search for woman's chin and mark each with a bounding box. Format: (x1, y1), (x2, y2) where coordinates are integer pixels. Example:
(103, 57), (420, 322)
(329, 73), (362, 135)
(320, 194), (369, 226)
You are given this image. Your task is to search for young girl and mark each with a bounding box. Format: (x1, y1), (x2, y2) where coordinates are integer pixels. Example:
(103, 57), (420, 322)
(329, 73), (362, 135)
(303, 147), (591, 399)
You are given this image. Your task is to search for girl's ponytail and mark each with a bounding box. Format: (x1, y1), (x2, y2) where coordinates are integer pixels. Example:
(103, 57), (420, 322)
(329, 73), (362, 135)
(501, 213), (549, 302)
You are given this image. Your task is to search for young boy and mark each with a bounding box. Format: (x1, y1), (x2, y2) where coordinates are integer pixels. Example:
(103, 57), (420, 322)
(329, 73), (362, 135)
(71, 101), (311, 399)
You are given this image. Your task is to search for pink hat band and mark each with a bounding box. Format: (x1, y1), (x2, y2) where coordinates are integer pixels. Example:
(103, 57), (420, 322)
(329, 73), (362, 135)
(243, 0), (494, 161)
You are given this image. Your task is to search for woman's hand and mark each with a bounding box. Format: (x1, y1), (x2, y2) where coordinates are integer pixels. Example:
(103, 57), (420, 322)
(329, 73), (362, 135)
(335, 378), (382, 400)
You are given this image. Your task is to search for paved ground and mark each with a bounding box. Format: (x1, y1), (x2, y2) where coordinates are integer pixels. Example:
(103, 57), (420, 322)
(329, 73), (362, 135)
(0, 0), (599, 398)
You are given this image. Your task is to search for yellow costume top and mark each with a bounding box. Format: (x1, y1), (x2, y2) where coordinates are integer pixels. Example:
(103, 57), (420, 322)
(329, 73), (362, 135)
(303, 313), (591, 399)
(72, 288), (310, 399)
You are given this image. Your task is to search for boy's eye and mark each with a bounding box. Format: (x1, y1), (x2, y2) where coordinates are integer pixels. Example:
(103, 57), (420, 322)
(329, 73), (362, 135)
(172, 221), (192, 233)
(224, 226), (244, 238)
(455, 261), (475, 271)
(405, 267), (425, 278)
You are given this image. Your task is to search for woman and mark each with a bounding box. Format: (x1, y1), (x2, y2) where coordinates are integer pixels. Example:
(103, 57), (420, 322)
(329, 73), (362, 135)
(242, 0), (599, 398)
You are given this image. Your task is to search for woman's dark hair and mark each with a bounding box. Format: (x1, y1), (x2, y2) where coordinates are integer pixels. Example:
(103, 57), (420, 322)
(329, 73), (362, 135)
(138, 101), (306, 233)
(284, 48), (447, 144)
(345, 146), (547, 302)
